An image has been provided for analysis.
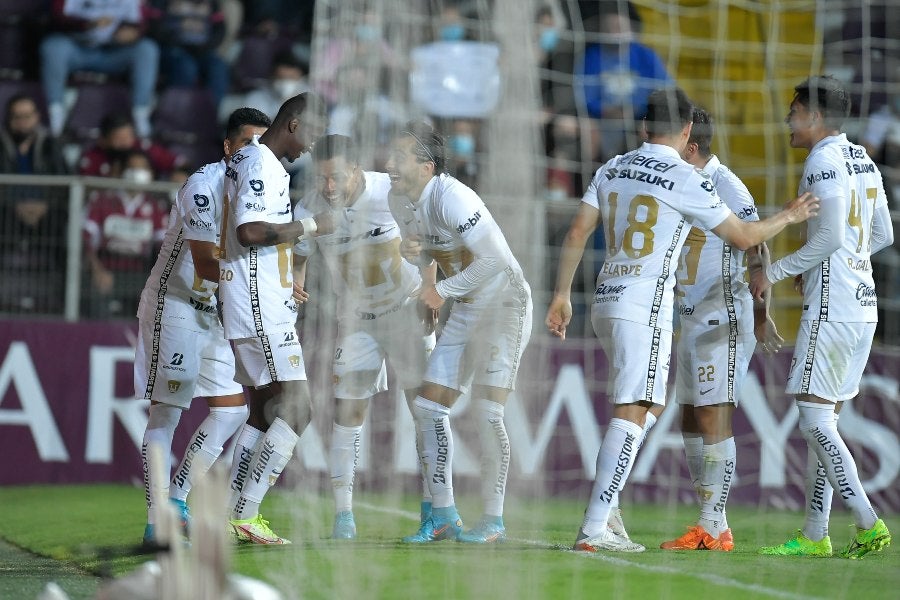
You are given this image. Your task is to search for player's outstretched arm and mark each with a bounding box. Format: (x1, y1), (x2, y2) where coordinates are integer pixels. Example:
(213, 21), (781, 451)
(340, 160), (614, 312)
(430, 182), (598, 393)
(188, 240), (220, 282)
(713, 191), (819, 251)
(747, 243), (783, 354)
(546, 203), (599, 340)
(236, 212), (334, 247)
(292, 253), (310, 304)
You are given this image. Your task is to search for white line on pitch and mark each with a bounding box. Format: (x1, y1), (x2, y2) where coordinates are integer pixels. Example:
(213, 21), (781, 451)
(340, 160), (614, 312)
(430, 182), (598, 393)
(356, 501), (818, 600)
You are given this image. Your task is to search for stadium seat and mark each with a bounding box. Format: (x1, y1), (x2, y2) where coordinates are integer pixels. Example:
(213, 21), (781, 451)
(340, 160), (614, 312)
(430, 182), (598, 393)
(231, 35), (292, 92)
(151, 87), (220, 148)
(63, 82), (132, 144)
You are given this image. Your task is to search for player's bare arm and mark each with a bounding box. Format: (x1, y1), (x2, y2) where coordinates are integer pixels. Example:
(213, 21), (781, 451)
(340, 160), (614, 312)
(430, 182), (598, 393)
(291, 253), (310, 304)
(237, 211), (335, 247)
(546, 202), (599, 340)
(747, 243), (783, 354)
(188, 240), (220, 282)
(712, 191), (818, 251)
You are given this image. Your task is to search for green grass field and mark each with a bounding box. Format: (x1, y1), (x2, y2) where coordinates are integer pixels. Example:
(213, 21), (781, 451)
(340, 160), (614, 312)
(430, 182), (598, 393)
(0, 485), (896, 599)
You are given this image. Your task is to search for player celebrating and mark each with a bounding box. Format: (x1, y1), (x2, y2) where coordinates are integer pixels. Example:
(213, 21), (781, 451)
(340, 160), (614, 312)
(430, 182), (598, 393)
(661, 107), (782, 552)
(387, 121), (533, 544)
(219, 92), (328, 545)
(292, 135), (436, 539)
(137, 107), (271, 547)
(546, 87), (819, 553)
(755, 76), (893, 559)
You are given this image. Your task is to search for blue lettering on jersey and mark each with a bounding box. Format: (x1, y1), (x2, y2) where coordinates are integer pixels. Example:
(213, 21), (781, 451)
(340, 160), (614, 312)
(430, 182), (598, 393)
(457, 211), (482, 234)
(806, 170), (837, 186)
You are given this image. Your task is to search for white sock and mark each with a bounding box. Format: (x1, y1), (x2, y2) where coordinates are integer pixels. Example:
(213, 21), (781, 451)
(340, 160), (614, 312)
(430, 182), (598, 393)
(233, 417), (299, 520)
(798, 402), (877, 530)
(697, 437), (736, 537)
(414, 397), (454, 509)
(414, 422), (432, 504)
(608, 411), (657, 513)
(132, 105), (152, 138)
(330, 422), (362, 514)
(142, 404), (182, 524)
(476, 400), (510, 518)
(170, 405), (248, 502)
(802, 444), (833, 541)
(582, 418), (643, 537)
(227, 424), (263, 516)
(682, 433), (704, 491)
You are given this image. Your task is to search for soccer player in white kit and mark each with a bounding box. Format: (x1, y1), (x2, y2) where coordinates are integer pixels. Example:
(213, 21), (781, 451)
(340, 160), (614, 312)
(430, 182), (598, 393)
(755, 76), (893, 559)
(292, 135), (436, 539)
(386, 121), (533, 544)
(661, 107), (783, 552)
(546, 87), (819, 553)
(136, 107), (271, 547)
(219, 93), (329, 545)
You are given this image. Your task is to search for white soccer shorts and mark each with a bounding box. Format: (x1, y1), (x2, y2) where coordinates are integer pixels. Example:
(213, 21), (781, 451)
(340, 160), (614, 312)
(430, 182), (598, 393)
(135, 318), (242, 409)
(786, 320), (876, 402)
(675, 320), (756, 407)
(592, 317), (672, 406)
(333, 299), (436, 400)
(231, 329), (307, 387)
(424, 292), (533, 395)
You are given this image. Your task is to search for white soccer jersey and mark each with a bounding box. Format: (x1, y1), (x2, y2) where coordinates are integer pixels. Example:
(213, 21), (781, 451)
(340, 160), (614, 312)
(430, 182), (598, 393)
(394, 173), (528, 304)
(674, 155), (758, 331)
(584, 142), (732, 330)
(767, 134), (888, 322)
(294, 172), (420, 316)
(137, 160), (226, 331)
(219, 137), (297, 339)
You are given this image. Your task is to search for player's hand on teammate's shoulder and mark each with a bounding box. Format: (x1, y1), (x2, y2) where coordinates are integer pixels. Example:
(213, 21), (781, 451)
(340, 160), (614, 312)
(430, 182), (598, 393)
(312, 210), (336, 235)
(782, 191), (819, 224)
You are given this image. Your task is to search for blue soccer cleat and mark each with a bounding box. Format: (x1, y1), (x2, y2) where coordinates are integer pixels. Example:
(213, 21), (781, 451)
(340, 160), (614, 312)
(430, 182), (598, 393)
(332, 511), (357, 539)
(458, 515), (506, 544)
(403, 506), (463, 543)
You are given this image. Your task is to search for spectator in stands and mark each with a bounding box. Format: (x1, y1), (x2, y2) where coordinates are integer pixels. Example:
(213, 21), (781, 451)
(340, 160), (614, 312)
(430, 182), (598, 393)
(576, 6), (671, 160)
(82, 149), (170, 319)
(79, 112), (185, 179)
(0, 94), (68, 175)
(148, 0), (230, 108)
(242, 0), (314, 42)
(231, 50), (310, 122)
(40, 0), (160, 138)
(0, 193), (67, 314)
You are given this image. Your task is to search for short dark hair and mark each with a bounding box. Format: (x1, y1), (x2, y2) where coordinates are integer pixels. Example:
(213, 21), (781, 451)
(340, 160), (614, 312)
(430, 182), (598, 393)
(271, 50), (309, 75)
(5, 93), (37, 120)
(399, 120), (446, 173)
(688, 107), (713, 157)
(792, 75), (851, 129)
(311, 134), (358, 165)
(225, 107), (271, 140)
(100, 112), (134, 137)
(272, 92), (326, 126)
(644, 87), (693, 138)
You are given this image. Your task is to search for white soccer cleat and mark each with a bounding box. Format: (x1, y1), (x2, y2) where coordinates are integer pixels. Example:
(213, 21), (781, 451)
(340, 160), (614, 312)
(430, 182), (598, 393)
(606, 507), (631, 540)
(573, 527), (646, 553)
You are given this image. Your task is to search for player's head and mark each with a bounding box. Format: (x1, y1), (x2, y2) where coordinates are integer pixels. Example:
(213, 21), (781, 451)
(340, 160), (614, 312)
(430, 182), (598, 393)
(643, 87), (694, 151)
(223, 108), (271, 160)
(684, 107), (713, 161)
(269, 92), (328, 162)
(386, 120), (445, 199)
(311, 134), (362, 207)
(785, 76), (850, 149)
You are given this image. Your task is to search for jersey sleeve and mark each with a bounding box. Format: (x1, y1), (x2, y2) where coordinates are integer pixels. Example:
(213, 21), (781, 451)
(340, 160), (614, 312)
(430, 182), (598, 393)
(179, 175), (220, 243)
(291, 196), (316, 257)
(441, 185), (493, 245)
(717, 169), (759, 222)
(229, 149), (270, 227)
(679, 170), (732, 231)
(580, 168), (602, 209)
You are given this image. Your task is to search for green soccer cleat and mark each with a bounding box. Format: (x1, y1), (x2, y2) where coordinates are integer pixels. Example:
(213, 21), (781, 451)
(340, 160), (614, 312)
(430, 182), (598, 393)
(840, 519), (891, 559)
(229, 514), (291, 545)
(758, 530), (832, 557)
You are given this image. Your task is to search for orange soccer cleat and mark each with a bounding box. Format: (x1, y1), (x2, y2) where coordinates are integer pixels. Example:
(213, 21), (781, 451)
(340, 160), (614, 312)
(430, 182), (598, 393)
(660, 525), (734, 551)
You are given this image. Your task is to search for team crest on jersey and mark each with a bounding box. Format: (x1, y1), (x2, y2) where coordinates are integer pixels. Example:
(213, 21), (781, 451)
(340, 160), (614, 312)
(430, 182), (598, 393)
(288, 355), (302, 368)
(168, 380), (181, 393)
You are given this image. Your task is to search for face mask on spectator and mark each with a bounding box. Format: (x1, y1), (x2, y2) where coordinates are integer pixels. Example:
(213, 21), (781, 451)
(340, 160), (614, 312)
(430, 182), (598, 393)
(272, 78), (309, 101)
(440, 24), (466, 41)
(123, 168), (153, 185)
(540, 28), (559, 53)
(450, 134), (475, 159)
